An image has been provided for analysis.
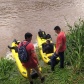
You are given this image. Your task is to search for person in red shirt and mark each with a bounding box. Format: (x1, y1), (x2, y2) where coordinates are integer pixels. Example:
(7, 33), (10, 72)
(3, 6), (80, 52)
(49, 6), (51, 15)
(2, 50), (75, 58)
(18, 32), (45, 84)
(50, 26), (66, 71)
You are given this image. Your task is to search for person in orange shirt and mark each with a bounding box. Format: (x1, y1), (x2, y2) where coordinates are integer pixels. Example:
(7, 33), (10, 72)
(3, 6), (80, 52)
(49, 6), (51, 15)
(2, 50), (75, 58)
(54, 26), (66, 68)
(18, 32), (45, 84)
(50, 26), (66, 71)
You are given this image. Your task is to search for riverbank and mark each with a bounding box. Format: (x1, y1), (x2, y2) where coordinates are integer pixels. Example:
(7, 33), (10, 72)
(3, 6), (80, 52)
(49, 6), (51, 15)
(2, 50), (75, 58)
(0, 58), (84, 84)
(0, 20), (84, 84)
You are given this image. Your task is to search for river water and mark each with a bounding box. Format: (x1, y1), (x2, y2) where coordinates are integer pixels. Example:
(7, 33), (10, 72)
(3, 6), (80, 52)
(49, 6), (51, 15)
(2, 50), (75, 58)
(0, 0), (84, 57)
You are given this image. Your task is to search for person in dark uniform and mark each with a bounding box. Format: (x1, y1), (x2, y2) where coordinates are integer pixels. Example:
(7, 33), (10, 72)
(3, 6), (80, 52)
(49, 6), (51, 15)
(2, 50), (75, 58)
(42, 40), (54, 54)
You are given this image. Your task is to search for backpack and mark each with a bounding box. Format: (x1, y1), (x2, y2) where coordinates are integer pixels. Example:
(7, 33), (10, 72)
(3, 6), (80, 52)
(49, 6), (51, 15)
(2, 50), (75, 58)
(18, 42), (30, 63)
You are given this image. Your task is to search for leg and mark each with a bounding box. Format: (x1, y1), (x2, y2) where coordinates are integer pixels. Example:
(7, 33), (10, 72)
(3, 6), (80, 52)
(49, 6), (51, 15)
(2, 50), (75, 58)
(51, 59), (55, 71)
(26, 68), (33, 84)
(51, 53), (57, 71)
(34, 66), (42, 78)
(34, 66), (45, 83)
(59, 52), (64, 68)
(51, 65), (55, 71)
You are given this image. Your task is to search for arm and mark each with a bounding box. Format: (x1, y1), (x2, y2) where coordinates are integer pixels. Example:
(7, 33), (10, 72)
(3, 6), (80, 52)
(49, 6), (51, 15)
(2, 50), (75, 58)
(31, 50), (39, 64)
(56, 36), (63, 54)
(56, 43), (62, 54)
(30, 45), (39, 64)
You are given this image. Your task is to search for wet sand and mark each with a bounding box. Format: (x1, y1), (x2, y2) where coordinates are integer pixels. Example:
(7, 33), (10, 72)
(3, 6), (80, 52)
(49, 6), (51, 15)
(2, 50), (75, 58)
(0, 0), (84, 57)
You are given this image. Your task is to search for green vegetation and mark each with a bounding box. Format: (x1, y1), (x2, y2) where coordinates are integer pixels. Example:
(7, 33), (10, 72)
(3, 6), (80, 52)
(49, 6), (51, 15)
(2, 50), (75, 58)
(0, 58), (26, 84)
(65, 19), (84, 73)
(0, 20), (84, 84)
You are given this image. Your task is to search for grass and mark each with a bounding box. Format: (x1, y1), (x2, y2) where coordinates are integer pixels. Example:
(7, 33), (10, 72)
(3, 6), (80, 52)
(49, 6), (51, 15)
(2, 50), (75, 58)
(0, 58), (84, 84)
(0, 19), (84, 84)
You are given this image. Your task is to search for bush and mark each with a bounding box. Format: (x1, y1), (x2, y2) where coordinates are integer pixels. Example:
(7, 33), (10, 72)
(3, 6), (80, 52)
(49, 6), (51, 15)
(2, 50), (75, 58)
(65, 19), (84, 73)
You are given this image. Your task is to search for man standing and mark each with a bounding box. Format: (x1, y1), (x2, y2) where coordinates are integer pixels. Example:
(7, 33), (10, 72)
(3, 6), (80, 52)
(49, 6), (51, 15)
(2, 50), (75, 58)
(18, 32), (45, 84)
(54, 26), (66, 68)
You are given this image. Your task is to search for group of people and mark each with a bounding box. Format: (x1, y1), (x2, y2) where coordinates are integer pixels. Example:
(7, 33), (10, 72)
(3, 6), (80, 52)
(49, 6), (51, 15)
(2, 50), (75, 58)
(8, 26), (66, 84)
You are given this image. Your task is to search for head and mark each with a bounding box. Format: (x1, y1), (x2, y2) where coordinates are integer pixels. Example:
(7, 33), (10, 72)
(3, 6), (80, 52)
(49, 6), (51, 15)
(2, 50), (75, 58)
(25, 32), (32, 42)
(54, 26), (61, 34)
(46, 40), (50, 44)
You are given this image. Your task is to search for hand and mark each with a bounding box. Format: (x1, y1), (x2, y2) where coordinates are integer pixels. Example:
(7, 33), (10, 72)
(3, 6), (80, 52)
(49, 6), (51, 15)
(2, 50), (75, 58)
(56, 50), (59, 55)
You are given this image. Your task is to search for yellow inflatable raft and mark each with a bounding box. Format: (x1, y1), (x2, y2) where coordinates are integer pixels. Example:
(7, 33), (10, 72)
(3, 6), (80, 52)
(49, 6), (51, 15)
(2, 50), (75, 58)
(37, 33), (60, 65)
(9, 39), (41, 78)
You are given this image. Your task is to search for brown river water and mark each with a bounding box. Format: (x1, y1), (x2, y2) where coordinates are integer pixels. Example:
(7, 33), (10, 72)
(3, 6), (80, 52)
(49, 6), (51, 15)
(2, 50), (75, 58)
(0, 0), (84, 57)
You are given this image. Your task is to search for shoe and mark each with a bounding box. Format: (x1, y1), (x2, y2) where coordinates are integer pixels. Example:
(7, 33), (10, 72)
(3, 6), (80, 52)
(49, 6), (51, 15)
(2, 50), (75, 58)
(41, 76), (45, 83)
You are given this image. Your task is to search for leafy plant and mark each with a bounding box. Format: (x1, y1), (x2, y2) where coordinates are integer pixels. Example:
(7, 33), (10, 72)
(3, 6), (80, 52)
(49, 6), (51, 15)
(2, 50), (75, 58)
(65, 19), (84, 73)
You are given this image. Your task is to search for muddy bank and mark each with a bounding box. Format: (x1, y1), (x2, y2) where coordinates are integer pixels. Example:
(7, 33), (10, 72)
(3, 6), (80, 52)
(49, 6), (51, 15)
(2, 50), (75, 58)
(0, 0), (84, 57)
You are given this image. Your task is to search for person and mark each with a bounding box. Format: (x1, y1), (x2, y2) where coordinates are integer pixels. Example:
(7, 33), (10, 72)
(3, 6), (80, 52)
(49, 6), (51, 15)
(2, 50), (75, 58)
(51, 26), (66, 70)
(42, 40), (54, 54)
(18, 32), (45, 84)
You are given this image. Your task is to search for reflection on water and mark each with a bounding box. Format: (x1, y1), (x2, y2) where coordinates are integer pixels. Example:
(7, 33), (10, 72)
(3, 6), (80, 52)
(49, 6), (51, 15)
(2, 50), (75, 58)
(0, 0), (84, 57)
